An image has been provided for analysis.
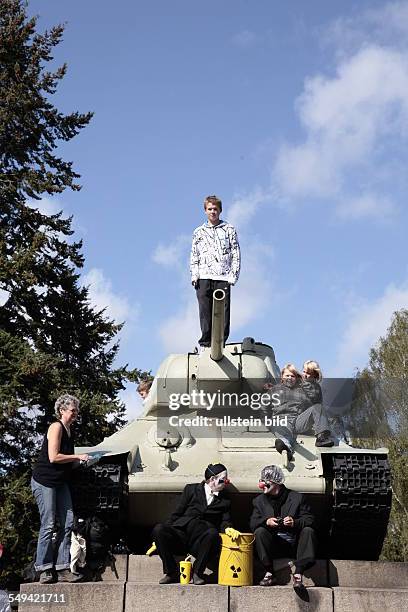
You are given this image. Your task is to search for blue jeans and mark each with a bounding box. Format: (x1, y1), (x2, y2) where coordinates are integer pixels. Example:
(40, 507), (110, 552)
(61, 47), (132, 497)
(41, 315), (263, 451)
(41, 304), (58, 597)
(31, 478), (73, 571)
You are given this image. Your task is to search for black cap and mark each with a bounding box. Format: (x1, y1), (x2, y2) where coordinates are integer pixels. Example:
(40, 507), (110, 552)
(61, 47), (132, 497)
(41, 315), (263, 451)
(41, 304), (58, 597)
(205, 463), (227, 480)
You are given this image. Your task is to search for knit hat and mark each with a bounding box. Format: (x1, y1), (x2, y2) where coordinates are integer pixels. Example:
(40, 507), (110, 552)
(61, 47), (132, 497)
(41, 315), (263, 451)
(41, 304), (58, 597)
(260, 465), (285, 484)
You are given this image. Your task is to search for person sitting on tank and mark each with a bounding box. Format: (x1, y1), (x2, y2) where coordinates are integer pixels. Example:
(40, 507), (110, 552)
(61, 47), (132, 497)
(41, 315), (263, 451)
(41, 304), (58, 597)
(250, 464), (316, 593)
(137, 379), (152, 400)
(266, 363), (333, 462)
(31, 394), (89, 584)
(152, 463), (240, 585)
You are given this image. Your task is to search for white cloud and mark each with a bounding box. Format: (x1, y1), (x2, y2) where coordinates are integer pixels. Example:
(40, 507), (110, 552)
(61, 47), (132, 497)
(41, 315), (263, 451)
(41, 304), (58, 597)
(159, 300), (199, 353)
(227, 188), (274, 231)
(120, 384), (144, 422)
(231, 30), (259, 48)
(336, 193), (397, 221)
(82, 268), (138, 323)
(152, 235), (190, 268)
(333, 282), (408, 374)
(273, 44), (408, 218)
(26, 197), (62, 216)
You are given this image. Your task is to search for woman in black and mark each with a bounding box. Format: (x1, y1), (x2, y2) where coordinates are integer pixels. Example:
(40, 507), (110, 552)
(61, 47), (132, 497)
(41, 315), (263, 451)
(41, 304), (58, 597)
(31, 394), (89, 584)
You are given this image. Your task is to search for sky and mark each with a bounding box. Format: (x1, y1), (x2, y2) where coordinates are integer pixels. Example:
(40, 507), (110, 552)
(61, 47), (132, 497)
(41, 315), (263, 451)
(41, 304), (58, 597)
(27, 0), (408, 419)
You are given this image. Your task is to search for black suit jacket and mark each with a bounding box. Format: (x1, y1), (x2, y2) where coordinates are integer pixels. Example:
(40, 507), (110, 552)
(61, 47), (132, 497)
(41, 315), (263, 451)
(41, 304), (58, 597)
(166, 483), (232, 532)
(249, 488), (314, 533)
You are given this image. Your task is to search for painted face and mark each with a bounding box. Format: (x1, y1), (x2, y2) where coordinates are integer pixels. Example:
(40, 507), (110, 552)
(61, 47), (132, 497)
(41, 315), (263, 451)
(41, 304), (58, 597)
(258, 479), (281, 495)
(209, 470), (229, 492)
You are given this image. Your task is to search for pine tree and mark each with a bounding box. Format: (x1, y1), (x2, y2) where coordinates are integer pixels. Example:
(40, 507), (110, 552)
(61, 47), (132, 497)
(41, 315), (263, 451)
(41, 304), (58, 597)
(0, 1), (145, 587)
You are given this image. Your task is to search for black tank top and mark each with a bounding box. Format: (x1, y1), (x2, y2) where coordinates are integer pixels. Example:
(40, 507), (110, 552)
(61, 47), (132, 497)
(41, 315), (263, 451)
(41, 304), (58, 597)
(33, 421), (75, 487)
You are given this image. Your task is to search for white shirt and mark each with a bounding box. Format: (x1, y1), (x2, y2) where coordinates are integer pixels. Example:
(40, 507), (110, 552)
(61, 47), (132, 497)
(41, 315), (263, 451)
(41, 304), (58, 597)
(204, 482), (219, 505)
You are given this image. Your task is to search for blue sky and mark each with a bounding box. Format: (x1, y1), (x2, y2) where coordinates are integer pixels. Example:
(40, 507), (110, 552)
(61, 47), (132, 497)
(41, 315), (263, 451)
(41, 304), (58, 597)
(28, 1), (408, 418)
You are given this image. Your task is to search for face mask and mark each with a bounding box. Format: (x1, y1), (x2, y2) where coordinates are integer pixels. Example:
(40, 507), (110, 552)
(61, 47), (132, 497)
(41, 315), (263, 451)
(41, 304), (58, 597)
(258, 479), (279, 495)
(209, 470), (229, 492)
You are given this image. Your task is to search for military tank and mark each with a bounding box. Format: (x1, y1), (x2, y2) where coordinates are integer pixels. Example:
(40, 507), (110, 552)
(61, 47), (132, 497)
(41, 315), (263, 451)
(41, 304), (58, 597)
(73, 290), (392, 560)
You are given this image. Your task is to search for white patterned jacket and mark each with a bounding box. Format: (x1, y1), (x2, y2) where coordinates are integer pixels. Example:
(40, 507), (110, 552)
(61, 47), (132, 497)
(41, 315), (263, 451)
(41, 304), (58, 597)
(190, 220), (241, 285)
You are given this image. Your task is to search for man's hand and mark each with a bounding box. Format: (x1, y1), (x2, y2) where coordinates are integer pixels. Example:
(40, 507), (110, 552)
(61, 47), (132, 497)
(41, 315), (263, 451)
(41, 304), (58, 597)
(225, 527), (240, 541)
(191, 279), (198, 289)
(266, 517), (279, 528)
(283, 516), (294, 528)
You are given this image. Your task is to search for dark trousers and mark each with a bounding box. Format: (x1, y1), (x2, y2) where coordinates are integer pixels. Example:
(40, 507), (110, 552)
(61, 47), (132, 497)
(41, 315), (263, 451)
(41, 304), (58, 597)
(196, 279), (231, 347)
(254, 526), (316, 575)
(274, 404), (331, 450)
(152, 521), (221, 577)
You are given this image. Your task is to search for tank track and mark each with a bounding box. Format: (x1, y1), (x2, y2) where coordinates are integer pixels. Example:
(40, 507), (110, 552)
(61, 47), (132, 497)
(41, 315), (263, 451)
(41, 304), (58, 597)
(328, 453), (392, 560)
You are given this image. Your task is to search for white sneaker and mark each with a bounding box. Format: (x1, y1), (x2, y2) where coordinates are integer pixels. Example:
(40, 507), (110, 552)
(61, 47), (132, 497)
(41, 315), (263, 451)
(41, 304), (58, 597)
(198, 346), (206, 356)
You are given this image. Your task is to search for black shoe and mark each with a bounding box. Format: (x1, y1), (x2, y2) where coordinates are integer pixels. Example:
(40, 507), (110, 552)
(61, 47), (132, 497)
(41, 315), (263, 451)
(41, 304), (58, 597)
(292, 574), (309, 601)
(39, 570), (55, 584)
(315, 431), (334, 447)
(192, 572), (205, 585)
(57, 569), (83, 583)
(159, 574), (179, 585)
(259, 572), (278, 586)
(275, 438), (293, 461)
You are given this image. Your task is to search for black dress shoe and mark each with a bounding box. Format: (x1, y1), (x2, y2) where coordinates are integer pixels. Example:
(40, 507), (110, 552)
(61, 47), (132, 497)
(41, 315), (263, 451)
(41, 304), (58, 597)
(259, 573), (278, 586)
(192, 572), (205, 585)
(159, 574), (179, 584)
(275, 438), (293, 461)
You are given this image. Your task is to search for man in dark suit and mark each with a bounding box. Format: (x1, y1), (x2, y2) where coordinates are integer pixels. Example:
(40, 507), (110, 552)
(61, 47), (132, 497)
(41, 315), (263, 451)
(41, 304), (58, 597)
(250, 465), (316, 592)
(152, 463), (238, 585)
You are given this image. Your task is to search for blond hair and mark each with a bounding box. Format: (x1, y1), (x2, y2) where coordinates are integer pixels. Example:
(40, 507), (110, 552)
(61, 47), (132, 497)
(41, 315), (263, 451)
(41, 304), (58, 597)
(303, 360), (322, 382)
(280, 363), (301, 381)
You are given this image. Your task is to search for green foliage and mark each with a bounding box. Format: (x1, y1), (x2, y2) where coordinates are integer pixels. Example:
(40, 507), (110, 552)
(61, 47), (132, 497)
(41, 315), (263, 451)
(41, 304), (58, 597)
(0, 1), (143, 588)
(349, 309), (408, 561)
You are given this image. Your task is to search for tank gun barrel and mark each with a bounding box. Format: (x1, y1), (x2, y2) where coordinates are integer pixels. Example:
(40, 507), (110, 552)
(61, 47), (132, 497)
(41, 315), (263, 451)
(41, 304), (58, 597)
(210, 289), (225, 361)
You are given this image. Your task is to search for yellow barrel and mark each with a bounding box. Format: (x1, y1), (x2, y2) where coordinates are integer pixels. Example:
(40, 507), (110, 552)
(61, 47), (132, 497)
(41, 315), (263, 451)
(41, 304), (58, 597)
(218, 533), (254, 586)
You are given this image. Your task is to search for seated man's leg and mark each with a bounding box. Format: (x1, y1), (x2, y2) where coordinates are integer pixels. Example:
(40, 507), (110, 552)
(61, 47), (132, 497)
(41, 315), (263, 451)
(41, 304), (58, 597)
(294, 526), (317, 575)
(152, 523), (187, 577)
(189, 526), (220, 578)
(254, 527), (292, 573)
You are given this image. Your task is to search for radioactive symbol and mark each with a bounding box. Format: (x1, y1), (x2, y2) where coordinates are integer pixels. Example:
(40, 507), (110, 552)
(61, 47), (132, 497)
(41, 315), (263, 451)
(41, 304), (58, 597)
(180, 570), (187, 579)
(230, 564), (242, 579)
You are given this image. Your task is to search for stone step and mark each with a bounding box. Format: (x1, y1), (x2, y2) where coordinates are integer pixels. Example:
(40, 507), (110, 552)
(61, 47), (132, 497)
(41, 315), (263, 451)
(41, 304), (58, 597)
(333, 587), (408, 612)
(329, 560), (408, 588)
(18, 581), (408, 612)
(125, 583), (228, 612)
(19, 583), (124, 612)
(230, 585), (333, 611)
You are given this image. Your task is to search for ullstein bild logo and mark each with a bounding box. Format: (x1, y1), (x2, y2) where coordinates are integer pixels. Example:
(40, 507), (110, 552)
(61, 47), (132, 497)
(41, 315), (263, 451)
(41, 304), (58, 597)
(167, 414), (289, 428)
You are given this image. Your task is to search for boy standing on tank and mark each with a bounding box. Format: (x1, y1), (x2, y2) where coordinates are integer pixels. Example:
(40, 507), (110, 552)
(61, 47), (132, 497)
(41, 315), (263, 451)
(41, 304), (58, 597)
(190, 195), (240, 351)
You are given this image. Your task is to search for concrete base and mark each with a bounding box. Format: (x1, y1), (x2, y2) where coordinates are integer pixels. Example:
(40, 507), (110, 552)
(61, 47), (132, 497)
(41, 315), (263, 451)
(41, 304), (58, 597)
(229, 586), (333, 612)
(19, 583), (124, 612)
(329, 560), (408, 588)
(98, 554), (128, 581)
(125, 583), (228, 612)
(333, 587), (408, 612)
